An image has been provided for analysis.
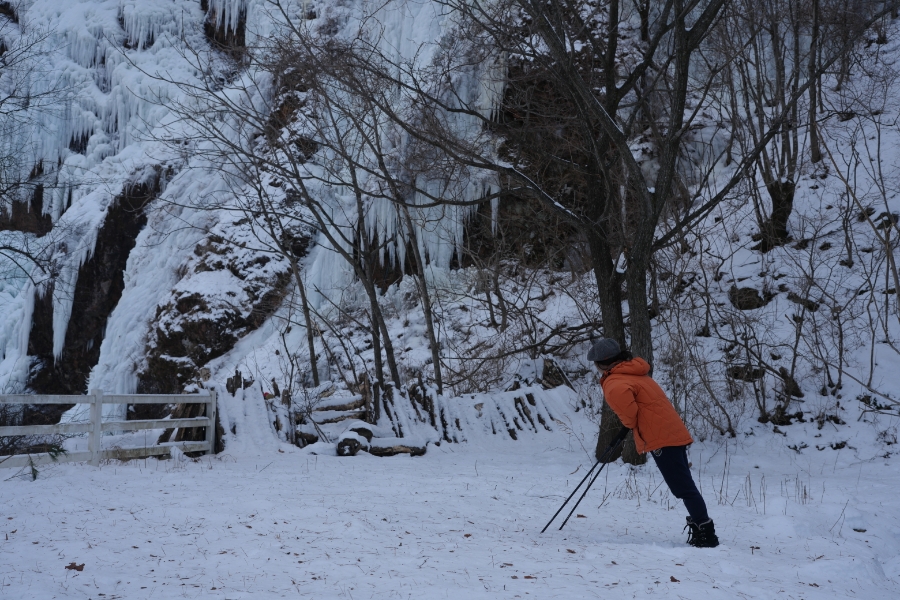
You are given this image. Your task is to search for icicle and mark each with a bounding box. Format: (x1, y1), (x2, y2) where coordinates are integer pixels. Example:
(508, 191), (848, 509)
(0, 0), (511, 404)
(119, 0), (187, 52)
(207, 0), (248, 34)
(50, 206), (103, 361)
(0, 281), (36, 395)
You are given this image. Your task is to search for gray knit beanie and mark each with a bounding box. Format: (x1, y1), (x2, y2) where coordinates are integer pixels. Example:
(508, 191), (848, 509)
(587, 338), (621, 364)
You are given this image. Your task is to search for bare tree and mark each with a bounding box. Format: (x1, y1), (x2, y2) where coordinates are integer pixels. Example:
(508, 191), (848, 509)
(137, 0), (900, 445)
(715, 0), (896, 251)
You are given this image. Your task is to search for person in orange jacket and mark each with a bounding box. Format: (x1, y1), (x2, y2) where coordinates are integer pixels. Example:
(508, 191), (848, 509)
(588, 338), (720, 548)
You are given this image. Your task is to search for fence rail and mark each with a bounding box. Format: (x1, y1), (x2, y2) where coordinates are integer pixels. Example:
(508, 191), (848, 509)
(0, 390), (216, 469)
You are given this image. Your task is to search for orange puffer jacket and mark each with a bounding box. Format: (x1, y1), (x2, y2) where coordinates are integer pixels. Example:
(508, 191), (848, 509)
(600, 357), (693, 453)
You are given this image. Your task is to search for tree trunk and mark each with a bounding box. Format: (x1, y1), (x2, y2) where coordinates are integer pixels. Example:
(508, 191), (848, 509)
(251, 179), (319, 386)
(368, 289), (385, 418)
(586, 228), (625, 344)
(809, 0), (822, 163)
(595, 407), (645, 464)
(354, 190), (402, 390)
(401, 206), (443, 395)
(624, 203), (656, 367)
(288, 255), (319, 387)
(586, 225), (645, 464)
(760, 179), (796, 250)
(625, 254), (653, 365)
(373, 294), (402, 388)
(361, 274), (402, 389)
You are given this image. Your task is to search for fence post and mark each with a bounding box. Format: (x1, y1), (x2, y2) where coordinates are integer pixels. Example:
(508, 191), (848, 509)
(206, 389), (217, 455)
(89, 389), (103, 466)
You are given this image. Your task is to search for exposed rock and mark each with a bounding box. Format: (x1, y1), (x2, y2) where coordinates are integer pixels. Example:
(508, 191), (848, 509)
(200, 0), (246, 59)
(295, 431), (318, 447)
(151, 392), (221, 455)
(540, 357), (572, 389)
(727, 364), (765, 381)
(816, 413), (846, 430)
(28, 175), (160, 395)
(137, 224), (298, 394)
(786, 291), (820, 312)
(129, 402), (170, 422)
(0, 193), (53, 236)
(407, 380), (433, 427)
(0, 2), (18, 23)
(857, 206), (876, 221)
(770, 406), (804, 426)
(728, 286), (775, 310)
(778, 367), (804, 398)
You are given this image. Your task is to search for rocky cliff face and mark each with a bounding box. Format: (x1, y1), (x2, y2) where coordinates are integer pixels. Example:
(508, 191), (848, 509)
(27, 176), (161, 395)
(137, 222), (297, 394)
(0, 168), (53, 237)
(0, 1), (301, 406)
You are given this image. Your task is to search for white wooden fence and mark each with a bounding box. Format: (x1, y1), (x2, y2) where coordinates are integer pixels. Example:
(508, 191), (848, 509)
(0, 391), (216, 469)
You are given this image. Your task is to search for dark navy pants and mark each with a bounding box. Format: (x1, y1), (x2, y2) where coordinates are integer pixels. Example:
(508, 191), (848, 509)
(650, 445), (709, 523)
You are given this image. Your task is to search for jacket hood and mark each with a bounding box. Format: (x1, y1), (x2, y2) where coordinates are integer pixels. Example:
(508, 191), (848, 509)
(605, 357), (651, 378)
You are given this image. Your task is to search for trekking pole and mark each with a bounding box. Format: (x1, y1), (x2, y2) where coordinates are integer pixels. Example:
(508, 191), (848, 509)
(541, 426), (629, 533)
(540, 457), (603, 534)
(556, 436), (624, 531)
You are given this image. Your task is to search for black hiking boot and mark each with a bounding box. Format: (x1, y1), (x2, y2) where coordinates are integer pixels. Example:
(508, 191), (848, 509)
(684, 517), (719, 548)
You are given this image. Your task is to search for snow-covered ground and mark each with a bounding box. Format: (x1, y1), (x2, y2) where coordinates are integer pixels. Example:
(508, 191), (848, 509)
(2, 414), (897, 599)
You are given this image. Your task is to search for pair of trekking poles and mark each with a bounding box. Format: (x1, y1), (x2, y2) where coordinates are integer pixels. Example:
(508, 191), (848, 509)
(541, 426), (630, 533)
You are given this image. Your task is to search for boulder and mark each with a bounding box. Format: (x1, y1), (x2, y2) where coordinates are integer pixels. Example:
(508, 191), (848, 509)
(729, 286), (774, 310)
